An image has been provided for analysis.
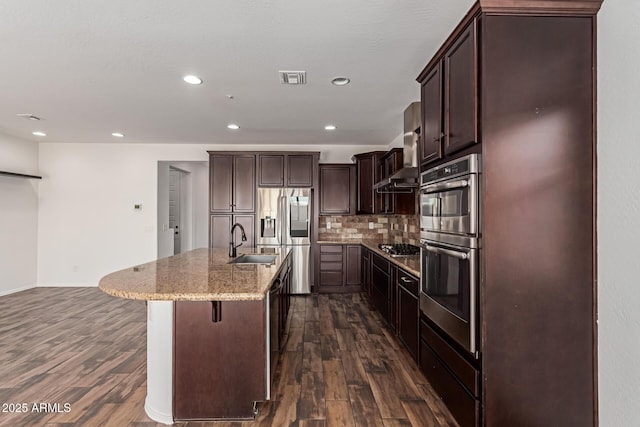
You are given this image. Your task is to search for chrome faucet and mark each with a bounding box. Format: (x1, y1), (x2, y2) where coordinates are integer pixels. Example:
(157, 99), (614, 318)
(229, 223), (247, 258)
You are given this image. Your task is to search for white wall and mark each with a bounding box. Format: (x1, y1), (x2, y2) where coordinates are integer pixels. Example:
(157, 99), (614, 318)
(597, 1), (640, 425)
(38, 143), (386, 285)
(0, 134), (39, 295)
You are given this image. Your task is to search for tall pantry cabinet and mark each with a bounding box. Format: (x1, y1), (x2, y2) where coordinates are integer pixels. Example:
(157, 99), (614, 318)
(416, 1), (602, 426)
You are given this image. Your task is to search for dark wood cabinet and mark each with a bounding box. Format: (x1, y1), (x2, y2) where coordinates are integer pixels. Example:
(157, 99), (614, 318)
(443, 22), (478, 155)
(378, 149), (415, 215)
(209, 153), (255, 213)
(396, 269), (419, 360)
(287, 154), (314, 187)
(353, 152), (384, 214)
(209, 214), (254, 249)
(361, 247), (371, 297)
(419, 21), (478, 165)
(174, 299), (266, 420)
(258, 154), (285, 187)
(415, 2), (601, 426)
(420, 65), (443, 165)
(258, 153), (315, 188)
(317, 244), (361, 293)
(370, 253), (391, 324)
(319, 164), (356, 215)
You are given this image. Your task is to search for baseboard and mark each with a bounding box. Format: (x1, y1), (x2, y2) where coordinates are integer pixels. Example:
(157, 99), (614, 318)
(37, 283), (98, 287)
(0, 285), (36, 297)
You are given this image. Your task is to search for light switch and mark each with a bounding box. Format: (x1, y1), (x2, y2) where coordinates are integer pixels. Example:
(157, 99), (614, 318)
(326, 222), (332, 229)
(369, 222), (374, 229)
(134, 204), (142, 210)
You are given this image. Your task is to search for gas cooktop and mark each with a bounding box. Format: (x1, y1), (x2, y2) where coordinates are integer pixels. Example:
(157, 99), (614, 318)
(377, 243), (420, 257)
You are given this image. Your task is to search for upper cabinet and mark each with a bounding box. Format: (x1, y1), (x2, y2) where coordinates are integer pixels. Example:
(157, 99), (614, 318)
(353, 152), (385, 215)
(209, 153), (256, 213)
(258, 153), (316, 188)
(319, 164), (356, 215)
(419, 21), (478, 166)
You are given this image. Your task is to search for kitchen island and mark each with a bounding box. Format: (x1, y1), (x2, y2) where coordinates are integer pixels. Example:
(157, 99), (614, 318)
(99, 247), (292, 424)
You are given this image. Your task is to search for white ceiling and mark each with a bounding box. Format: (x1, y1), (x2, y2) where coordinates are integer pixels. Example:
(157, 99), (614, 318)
(0, 0), (474, 145)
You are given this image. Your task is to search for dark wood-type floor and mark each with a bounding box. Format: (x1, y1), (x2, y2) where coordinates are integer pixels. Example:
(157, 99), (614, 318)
(0, 288), (457, 427)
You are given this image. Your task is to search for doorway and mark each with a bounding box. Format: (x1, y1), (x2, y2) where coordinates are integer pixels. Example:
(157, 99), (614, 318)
(169, 167), (188, 255)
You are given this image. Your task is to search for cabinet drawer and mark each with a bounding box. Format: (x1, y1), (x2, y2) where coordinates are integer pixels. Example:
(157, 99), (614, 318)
(420, 318), (480, 396)
(320, 245), (343, 253)
(320, 271), (343, 286)
(420, 340), (479, 427)
(320, 253), (343, 263)
(320, 262), (343, 272)
(371, 253), (390, 274)
(371, 264), (390, 299)
(397, 270), (419, 296)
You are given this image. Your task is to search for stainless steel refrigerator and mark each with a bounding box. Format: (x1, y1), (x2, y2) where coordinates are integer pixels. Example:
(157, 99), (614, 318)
(257, 188), (312, 294)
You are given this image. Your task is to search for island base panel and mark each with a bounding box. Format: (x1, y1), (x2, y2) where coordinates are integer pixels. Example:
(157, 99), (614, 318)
(174, 300), (267, 420)
(145, 301), (174, 424)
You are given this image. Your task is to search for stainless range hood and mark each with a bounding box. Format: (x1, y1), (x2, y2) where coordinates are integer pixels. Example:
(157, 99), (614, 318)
(373, 102), (421, 193)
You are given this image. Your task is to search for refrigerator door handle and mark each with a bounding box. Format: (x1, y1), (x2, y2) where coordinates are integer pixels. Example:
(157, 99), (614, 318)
(276, 193), (282, 245)
(281, 194), (287, 245)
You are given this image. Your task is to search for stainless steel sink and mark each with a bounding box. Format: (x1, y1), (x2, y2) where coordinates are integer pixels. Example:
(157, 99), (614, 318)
(229, 254), (277, 265)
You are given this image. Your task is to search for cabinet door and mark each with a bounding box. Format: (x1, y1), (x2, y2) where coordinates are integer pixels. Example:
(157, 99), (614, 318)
(319, 164), (356, 215)
(210, 214), (232, 248)
(233, 214), (255, 249)
(361, 249), (371, 296)
(210, 155), (233, 213)
(398, 275), (419, 360)
(344, 245), (362, 287)
(356, 156), (374, 214)
(258, 154), (285, 187)
(210, 214), (254, 249)
(421, 65), (443, 166)
(444, 22), (478, 155)
(287, 154), (314, 187)
(233, 155), (256, 213)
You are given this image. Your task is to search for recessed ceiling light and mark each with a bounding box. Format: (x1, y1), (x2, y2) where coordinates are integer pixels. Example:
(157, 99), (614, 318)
(32, 131), (46, 136)
(183, 75), (203, 85)
(227, 124), (240, 130)
(331, 77), (350, 86)
(324, 125), (337, 131)
(111, 132), (125, 138)
(226, 94), (234, 99)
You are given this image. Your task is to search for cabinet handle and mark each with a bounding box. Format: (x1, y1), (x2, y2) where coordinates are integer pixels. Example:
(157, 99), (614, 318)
(211, 301), (222, 322)
(400, 276), (413, 284)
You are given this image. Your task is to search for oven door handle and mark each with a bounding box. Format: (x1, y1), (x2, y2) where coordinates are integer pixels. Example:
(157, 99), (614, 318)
(423, 244), (468, 260)
(422, 179), (469, 193)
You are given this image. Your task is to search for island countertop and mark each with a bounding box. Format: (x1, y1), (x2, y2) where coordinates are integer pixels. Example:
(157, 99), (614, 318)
(99, 247), (291, 301)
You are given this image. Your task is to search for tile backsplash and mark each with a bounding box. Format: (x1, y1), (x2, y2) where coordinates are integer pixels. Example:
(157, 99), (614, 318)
(318, 215), (419, 245)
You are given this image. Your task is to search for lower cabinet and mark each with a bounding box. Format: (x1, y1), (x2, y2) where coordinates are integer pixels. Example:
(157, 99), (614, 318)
(317, 243), (362, 293)
(361, 248), (371, 297)
(396, 269), (419, 360)
(420, 316), (481, 427)
(174, 300), (267, 420)
(370, 253), (392, 325)
(209, 214), (255, 249)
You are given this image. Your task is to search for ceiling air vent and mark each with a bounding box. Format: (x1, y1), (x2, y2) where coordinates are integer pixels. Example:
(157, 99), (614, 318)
(279, 70), (307, 85)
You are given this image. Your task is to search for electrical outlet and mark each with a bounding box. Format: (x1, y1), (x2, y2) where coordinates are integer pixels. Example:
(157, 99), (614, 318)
(369, 222), (374, 229)
(326, 222), (331, 229)
(404, 224), (408, 232)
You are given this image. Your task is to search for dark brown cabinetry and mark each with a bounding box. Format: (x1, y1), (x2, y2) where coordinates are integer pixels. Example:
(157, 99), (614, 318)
(361, 247), (371, 296)
(317, 244), (361, 293)
(418, 22), (478, 166)
(420, 65), (442, 165)
(209, 152), (256, 249)
(415, 2), (602, 426)
(258, 153), (315, 188)
(396, 269), (419, 360)
(353, 152), (384, 214)
(319, 164), (356, 215)
(370, 253), (392, 324)
(209, 154), (255, 213)
(174, 299), (266, 420)
(378, 149), (415, 215)
(209, 214), (255, 249)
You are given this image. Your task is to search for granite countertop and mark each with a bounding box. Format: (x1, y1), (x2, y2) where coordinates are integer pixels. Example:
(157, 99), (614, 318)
(317, 237), (420, 277)
(99, 247), (291, 301)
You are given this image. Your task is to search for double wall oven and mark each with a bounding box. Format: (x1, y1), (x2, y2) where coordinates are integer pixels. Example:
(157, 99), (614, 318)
(420, 154), (480, 358)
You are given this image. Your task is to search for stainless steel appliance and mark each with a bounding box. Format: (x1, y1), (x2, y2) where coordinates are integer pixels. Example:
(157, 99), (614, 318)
(419, 154), (481, 357)
(420, 154), (480, 237)
(257, 188), (311, 294)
